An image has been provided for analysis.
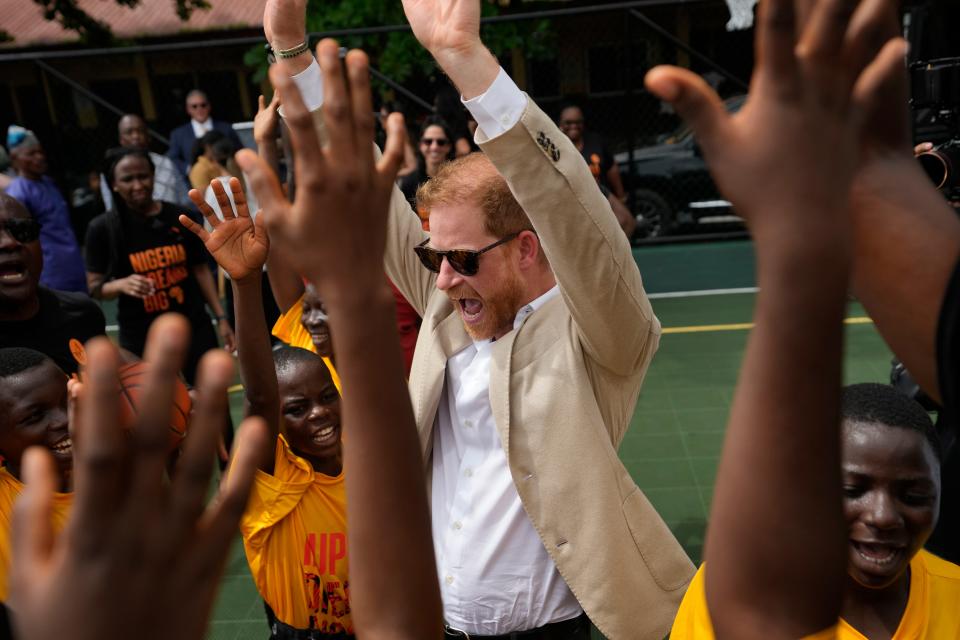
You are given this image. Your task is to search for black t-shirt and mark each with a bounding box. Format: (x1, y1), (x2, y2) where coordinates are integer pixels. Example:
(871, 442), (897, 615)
(399, 166), (426, 209)
(84, 203), (210, 350)
(0, 286), (106, 376)
(579, 133), (614, 192)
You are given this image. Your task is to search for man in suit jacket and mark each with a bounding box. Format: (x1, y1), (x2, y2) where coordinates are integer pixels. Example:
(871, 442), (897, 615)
(267, 1), (694, 638)
(166, 90), (242, 177)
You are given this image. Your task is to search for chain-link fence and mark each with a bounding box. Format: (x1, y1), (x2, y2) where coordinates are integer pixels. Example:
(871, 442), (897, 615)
(0, 0), (757, 244)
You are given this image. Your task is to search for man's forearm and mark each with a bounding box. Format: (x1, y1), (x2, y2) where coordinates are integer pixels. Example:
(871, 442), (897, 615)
(430, 44), (500, 101)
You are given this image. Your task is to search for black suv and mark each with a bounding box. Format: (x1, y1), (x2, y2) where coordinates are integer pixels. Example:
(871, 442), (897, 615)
(616, 95), (746, 238)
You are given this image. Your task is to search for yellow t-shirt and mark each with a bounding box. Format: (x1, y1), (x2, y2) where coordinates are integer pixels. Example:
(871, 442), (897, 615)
(271, 296), (341, 393)
(0, 467), (72, 601)
(240, 435), (352, 633)
(672, 550), (960, 639)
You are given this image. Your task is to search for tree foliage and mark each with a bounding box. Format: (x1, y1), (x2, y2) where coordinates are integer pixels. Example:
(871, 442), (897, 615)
(31, 0), (210, 45)
(247, 0), (556, 91)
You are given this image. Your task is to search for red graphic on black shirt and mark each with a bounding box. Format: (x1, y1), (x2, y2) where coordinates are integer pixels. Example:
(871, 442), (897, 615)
(589, 153), (602, 181)
(127, 244), (189, 313)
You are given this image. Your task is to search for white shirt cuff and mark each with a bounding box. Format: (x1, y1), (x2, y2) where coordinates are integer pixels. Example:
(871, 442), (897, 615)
(462, 68), (526, 142)
(279, 58), (324, 117)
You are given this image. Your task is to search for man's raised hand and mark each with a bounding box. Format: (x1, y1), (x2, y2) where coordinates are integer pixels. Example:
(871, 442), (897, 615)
(238, 40), (407, 303)
(263, 0), (306, 51)
(400, 0), (498, 99)
(179, 178), (269, 284)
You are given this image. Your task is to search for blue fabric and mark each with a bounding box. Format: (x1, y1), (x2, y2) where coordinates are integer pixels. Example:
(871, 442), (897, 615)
(5, 176), (87, 293)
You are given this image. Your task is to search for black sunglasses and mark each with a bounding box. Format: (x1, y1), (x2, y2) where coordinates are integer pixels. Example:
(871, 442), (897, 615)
(414, 233), (520, 277)
(421, 137), (450, 147)
(0, 219), (41, 243)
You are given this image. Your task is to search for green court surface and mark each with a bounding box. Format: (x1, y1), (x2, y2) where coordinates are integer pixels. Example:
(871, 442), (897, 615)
(100, 240), (894, 639)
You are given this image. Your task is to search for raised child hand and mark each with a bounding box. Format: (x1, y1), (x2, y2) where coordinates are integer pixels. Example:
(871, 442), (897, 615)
(400, 0), (497, 98)
(254, 92), (282, 148)
(180, 178), (269, 284)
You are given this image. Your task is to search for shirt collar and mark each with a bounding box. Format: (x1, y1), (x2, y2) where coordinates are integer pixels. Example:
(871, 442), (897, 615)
(512, 284), (560, 331)
(462, 285), (560, 350)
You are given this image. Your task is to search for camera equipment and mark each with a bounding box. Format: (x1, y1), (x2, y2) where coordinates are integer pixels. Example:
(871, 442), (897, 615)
(910, 56), (960, 202)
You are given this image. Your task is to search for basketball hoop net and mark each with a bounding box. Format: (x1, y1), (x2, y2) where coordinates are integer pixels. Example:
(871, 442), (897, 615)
(724, 0), (758, 30)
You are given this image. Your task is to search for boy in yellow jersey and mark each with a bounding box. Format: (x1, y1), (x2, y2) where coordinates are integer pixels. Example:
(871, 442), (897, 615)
(640, 0), (906, 633)
(181, 179), (353, 637)
(0, 348), (73, 601)
(272, 284), (341, 392)
(672, 383), (960, 639)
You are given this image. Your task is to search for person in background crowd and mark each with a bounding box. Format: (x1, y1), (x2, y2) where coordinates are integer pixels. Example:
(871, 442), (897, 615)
(671, 383), (960, 639)
(4, 127), (86, 294)
(167, 89), (243, 177)
(84, 148), (234, 384)
(0, 194), (105, 377)
(379, 101), (419, 179)
(100, 114), (192, 212)
(399, 116), (457, 219)
(189, 130), (235, 192)
(557, 103), (635, 238)
(0, 147), (13, 191)
(557, 103), (626, 201)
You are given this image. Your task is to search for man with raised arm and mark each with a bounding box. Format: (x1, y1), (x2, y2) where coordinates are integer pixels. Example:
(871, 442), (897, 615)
(264, 1), (692, 638)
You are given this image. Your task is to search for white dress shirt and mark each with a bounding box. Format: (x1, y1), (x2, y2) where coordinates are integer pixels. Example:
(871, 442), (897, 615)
(290, 62), (582, 635)
(431, 286), (582, 635)
(190, 118), (214, 139)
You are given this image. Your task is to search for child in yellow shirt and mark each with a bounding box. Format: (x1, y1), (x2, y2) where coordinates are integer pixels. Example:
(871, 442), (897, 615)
(243, 346), (350, 636)
(671, 383), (960, 639)
(271, 284), (340, 392)
(0, 348), (73, 601)
(182, 180), (352, 637)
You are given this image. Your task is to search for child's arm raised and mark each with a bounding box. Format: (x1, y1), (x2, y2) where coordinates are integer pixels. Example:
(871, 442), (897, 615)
(240, 43), (442, 639)
(179, 179), (279, 473)
(646, 0), (905, 636)
(846, 7), (960, 403)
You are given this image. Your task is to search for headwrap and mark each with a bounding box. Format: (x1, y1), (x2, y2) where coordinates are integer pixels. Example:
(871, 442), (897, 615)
(7, 125), (39, 152)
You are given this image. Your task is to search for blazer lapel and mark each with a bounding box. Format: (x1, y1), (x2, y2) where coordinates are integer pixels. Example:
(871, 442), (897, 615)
(415, 305), (472, 461)
(489, 330), (516, 457)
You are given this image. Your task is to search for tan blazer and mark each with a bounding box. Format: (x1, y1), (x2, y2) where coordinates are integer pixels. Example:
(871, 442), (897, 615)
(314, 96), (694, 639)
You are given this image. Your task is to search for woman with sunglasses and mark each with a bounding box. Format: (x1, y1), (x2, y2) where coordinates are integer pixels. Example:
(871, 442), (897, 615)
(84, 147), (234, 385)
(399, 116), (457, 222)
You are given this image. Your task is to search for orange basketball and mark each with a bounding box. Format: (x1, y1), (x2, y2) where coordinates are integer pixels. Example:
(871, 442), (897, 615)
(118, 361), (192, 451)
